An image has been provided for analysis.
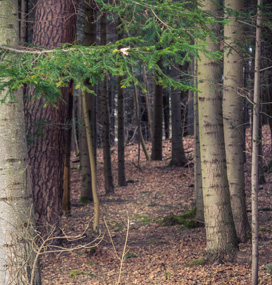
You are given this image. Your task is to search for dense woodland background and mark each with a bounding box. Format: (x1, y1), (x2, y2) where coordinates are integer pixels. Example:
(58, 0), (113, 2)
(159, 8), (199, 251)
(0, 0), (272, 284)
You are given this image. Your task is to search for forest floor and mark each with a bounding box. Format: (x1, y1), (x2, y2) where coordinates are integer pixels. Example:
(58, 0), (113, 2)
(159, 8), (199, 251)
(40, 126), (272, 284)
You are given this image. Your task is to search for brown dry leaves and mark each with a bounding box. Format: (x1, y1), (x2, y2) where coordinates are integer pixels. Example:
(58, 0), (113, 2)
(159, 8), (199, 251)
(40, 127), (272, 284)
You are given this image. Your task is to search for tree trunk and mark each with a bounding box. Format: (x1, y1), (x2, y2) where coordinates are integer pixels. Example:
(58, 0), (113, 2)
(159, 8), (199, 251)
(118, 75), (127, 185)
(223, 0), (250, 242)
(171, 85), (187, 167)
(100, 12), (114, 193)
(25, 0), (77, 236)
(82, 92), (100, 231)
(198, 0), (238, 262)
(0, 1), (41, 283)
(194, 60), (204, 222)
(143, 66), (153, 141)
(251, 1), (262, 283)
(62, 83), (73, 215)
(163, 91), (170, 140)
(151, 60), (163, 161)
(79, 0), (97, 201)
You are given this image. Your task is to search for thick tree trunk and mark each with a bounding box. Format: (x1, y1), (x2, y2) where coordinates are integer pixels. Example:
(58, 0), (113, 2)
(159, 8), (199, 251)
(223, 0), (250, 242)
(0, 1), (41, 283)
(25, 0), (77, 236)
(100, 12), (114, 193)
(198, 0), (238, 262)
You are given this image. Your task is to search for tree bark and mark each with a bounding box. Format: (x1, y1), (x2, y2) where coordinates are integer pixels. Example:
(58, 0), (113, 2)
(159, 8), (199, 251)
(0, 1), (41, 283)
(198, 0), (238, 262)
(25, 0), (77, 236)
(223, 0), (250, 242)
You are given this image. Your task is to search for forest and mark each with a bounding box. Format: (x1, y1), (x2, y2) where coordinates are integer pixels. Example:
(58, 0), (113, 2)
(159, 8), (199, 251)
(0, 0), (272, 284)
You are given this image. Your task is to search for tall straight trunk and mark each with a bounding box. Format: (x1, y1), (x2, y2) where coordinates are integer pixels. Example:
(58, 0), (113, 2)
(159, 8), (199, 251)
(25, 0), (77, 236)
(0, 1), (41, 283)
(252, 1), (262, 283)
(194, 60), (204, 222)
(82, 92), (100, 231)
(117, 22), (126, 186)
(118, 75), (127, 185)
(198, 0), (238, 262)
(100, 12), (114, 193)
(223, 0), (250, 242)
(79, 0), (97, 201)
(134, 83), (150, 161)
(62, 83), (73, 215)
(171, 88), (187, 167)
(163, 92), (170, 139)
(143, 66), (153, 141)
(151, 60), (163, 160)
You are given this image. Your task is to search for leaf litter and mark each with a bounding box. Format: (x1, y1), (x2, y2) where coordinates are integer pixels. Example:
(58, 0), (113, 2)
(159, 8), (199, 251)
(40, 126), (272, 284)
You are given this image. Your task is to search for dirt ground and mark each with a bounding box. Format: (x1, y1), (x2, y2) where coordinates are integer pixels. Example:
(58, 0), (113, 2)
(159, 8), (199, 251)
(40, 126), (272, 284)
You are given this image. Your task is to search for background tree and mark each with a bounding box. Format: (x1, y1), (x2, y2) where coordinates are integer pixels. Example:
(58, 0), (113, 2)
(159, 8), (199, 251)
(79, 0), (97, 201)
(100, 11), (114, 194)
(171, 65), (187, 167)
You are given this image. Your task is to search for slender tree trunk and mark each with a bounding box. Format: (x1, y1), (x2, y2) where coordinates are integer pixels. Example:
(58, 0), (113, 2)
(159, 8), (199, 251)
(62, 83), (73, 215)
(252, 1), (262, 283)
(79, 0), (97, 201)
(72, 95), (80, 157)
(143, 66), (153, 141)
(0, 1), (41, 283)
(198, 0), (238, 262)
(171, 86), (187, 167)
(117, 21), (126, 186)
(100, 12), (114, 193)
(82, 92), (100, 231)
(118, 75), (127, 185)
(163, 91), (170, 140)
(151, 60), (163, 160)
(194, 60), (204, 222)
(134, 83), (150, 161)
(223, 0), (250, 242)
(20, 0), (27, 42)
(25, 0), (77, 236)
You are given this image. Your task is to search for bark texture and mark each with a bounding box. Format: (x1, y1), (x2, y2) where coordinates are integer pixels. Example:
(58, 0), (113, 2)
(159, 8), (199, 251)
(0, 1), (41, 283)
(25, 0), (77, 236)
(198, 0), (238, 262)
(223, 0), (250, 242)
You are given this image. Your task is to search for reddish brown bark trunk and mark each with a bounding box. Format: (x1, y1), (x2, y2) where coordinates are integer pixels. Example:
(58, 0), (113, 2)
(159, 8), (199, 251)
(25, 0), (77, 236)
